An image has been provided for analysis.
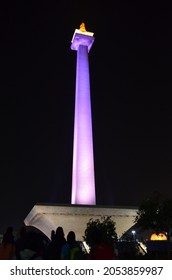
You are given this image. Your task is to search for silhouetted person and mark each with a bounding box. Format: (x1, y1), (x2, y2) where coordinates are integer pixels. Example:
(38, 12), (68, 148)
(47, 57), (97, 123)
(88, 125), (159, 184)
(61, 231), (83, 259)
(51, 230), (55, 241)
(15, 226), (27, 259)
(45, 227), (66, 259)
(88, 228), (115, 260)
(0, 226), (15, 259)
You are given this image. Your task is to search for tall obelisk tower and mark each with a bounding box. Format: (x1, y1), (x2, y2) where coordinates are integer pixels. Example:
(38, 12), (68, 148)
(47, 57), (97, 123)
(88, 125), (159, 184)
(24, 23), (137, 240)
(71, 23), (96, 205)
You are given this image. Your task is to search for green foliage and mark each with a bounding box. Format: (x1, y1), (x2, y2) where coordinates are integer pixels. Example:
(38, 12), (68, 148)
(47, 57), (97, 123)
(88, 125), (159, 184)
(83, 216), (118, 247)
(135, 192), (172, 238)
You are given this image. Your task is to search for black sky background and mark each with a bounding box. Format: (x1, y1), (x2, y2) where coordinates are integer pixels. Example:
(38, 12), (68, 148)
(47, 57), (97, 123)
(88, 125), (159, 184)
(1, 1), (172, 233)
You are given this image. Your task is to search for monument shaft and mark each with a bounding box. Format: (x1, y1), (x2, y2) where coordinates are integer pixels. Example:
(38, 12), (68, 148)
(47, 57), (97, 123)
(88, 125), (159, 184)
(71, 24), (96, 204)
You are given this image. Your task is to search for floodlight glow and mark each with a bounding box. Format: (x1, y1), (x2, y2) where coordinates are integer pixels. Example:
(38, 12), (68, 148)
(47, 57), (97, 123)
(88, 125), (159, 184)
(71, 24), (96, 205)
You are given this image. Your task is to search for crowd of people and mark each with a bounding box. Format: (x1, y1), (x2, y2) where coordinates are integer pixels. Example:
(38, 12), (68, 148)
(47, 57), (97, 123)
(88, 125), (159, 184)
(0, 226), (116, 260)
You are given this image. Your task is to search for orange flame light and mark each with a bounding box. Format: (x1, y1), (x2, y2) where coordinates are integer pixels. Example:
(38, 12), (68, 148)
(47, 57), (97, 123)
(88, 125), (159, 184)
(80, 22), (86, 32)
(150, 233), (167, 241)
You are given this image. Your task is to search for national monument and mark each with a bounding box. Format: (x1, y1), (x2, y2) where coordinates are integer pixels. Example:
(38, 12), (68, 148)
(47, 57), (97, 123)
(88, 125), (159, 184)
(24, 23), (137, 240)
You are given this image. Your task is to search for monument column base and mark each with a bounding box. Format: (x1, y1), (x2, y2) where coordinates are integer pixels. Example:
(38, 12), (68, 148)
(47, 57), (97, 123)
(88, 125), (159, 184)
(24, 203), (137, 240)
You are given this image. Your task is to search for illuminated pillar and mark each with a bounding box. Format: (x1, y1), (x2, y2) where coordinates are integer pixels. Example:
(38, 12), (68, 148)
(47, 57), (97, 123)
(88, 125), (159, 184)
(71, 23), (96, 204)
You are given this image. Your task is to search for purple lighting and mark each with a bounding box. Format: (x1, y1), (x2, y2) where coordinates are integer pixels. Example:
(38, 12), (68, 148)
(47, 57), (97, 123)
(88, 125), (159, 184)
(71, 26), (96, 205)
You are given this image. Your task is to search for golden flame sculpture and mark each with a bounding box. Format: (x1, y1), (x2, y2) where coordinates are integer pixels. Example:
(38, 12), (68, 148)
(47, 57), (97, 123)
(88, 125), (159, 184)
(80, 22), (86, 32)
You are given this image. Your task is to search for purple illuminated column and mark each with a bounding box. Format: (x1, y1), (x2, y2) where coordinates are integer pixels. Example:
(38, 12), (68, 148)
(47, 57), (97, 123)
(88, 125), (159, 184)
(71, 23), (96, 205)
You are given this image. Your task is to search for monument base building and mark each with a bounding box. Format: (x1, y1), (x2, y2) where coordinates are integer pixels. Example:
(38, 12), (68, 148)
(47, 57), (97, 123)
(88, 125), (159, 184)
(24, 204), (137, 240)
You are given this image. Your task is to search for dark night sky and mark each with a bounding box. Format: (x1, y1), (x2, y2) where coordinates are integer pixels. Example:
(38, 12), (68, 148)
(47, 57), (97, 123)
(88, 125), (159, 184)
(1, 1), (172, 233)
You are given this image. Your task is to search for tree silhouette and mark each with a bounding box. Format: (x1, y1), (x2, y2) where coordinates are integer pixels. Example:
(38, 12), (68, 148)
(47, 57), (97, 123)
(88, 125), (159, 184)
(83, 216), (118, 247)
(135, 192), (172, 240)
